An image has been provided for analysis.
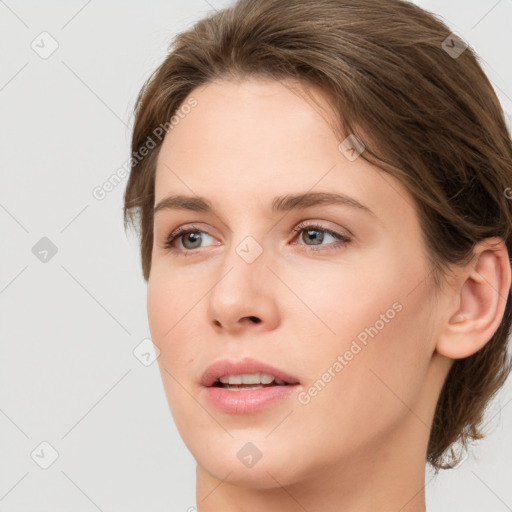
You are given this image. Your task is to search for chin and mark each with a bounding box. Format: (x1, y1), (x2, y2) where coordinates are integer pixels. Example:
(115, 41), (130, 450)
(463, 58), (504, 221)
(187, 431), (308, 489)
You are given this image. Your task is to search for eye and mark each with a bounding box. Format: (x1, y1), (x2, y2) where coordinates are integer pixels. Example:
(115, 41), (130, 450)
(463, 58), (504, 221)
(162, 221), (352, 256)
(291, 222), (352, 251)
(163, 224), (218, 255)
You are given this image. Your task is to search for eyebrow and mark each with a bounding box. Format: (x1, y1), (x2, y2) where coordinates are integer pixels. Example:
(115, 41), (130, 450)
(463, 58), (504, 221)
(154, 191), (375, 217)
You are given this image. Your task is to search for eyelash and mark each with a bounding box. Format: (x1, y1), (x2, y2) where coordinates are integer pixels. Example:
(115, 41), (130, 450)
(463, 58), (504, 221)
(163, 222), (352, 256)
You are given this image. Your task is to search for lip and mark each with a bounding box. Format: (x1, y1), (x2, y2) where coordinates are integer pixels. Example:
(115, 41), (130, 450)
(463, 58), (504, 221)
(200, 357), (301, 387)
(199, 357), (302, 414)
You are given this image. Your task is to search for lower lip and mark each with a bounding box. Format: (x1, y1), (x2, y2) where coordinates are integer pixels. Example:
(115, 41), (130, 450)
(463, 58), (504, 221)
(202, 384), (300, 414)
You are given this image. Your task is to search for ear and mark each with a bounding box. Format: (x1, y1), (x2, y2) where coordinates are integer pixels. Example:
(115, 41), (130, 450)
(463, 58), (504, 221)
(436, 237), (511, 359)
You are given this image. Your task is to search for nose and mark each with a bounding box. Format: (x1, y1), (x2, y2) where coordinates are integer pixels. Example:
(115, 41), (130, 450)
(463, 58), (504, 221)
(206, 240), (280, 335)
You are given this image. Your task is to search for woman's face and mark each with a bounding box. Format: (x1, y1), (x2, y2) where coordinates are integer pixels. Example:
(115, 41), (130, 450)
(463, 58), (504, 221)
(148, 77), (448, 487)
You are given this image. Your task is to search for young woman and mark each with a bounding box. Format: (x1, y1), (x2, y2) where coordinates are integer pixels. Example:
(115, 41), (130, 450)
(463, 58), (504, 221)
(123, 0), (512, 510)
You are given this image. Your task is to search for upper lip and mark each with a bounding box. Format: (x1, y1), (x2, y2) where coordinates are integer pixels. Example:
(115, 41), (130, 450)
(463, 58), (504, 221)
(200, 357), (301, 387)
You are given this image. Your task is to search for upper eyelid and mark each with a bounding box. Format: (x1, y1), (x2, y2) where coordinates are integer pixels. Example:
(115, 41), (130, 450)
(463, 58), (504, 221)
(168, 223), (215, 240)
(166, 218), (350, 234)
(168, 221), (346, 238)
(294, 220), (353, 238)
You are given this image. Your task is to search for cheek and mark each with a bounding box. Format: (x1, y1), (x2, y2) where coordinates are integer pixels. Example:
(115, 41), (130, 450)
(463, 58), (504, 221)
(147, 269), (201, 370)
(147, 259), (204, 337)
(303, 301), (432, 461)
(281, 252), (408, 361)
(147, 273), (203, 428)
(293, 254), (434, 443)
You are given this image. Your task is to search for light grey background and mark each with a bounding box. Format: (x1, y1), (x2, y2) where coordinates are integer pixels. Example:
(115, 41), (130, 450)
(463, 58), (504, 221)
(0, 1), (511, 511)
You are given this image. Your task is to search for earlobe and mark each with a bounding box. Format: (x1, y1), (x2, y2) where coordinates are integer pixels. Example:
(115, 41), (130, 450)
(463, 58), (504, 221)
(436, 238), (511, 360)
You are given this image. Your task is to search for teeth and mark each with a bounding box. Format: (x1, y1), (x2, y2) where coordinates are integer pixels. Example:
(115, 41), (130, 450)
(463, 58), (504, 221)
(223, 385), (264, 391)
(218, 373), (278, 385)
(224, 375), (242, 384)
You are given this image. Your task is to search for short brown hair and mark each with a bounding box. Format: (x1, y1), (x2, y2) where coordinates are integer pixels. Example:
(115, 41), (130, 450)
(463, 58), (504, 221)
(123, 0), (512, 470)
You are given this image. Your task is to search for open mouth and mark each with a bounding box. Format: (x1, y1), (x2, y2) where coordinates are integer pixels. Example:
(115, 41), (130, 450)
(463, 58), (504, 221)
(201, 362), (301, 413)
(212, 382), (292, 391)
(211, 373), (295, 391)
(200, 358), (301, 389)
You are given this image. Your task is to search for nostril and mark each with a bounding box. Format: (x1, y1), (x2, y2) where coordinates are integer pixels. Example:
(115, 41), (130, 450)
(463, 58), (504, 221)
(248, 316), (261, 323)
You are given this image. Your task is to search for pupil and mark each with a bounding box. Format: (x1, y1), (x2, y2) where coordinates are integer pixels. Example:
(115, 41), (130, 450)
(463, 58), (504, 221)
(184, 232), (201, 249)
(304, 229), (323, 245)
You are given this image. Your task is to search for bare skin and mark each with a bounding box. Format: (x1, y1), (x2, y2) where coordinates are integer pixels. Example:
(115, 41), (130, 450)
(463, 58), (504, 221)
(147, 77), (510, 512)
